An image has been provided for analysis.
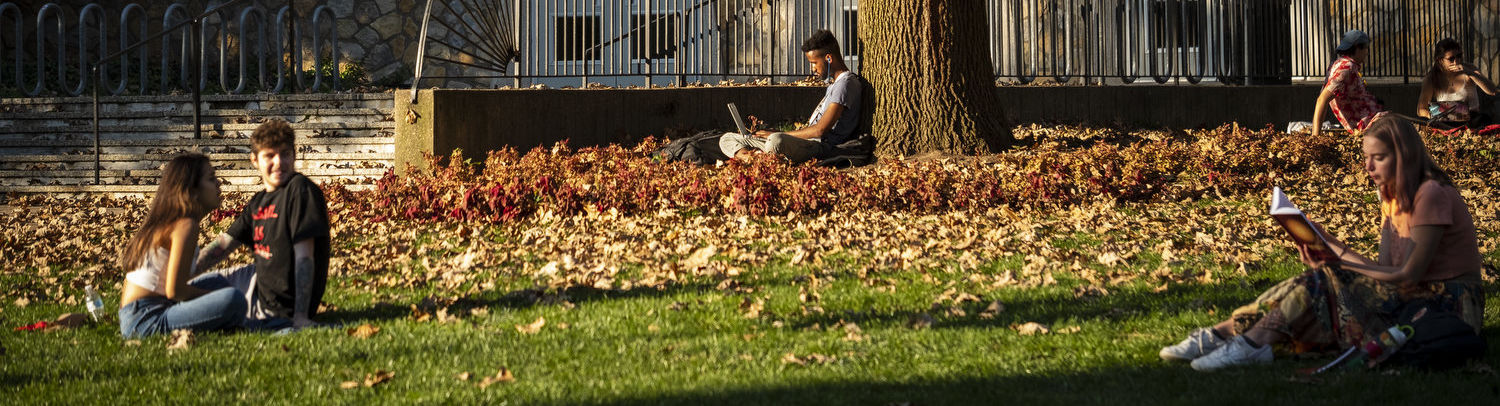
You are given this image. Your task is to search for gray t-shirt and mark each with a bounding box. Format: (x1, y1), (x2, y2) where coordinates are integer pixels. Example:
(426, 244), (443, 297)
(807, 71), (862, 145)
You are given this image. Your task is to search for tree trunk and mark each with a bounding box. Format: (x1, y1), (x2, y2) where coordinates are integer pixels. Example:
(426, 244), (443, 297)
(861, 0), (1012, 157)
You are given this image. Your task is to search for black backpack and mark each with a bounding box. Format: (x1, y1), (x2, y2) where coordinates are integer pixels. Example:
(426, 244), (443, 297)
(1384, 299), (1486, 370)
(652, 130), (731, 165)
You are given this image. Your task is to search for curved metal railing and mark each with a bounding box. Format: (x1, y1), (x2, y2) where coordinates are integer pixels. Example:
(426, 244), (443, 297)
(0, 1), (344, 97)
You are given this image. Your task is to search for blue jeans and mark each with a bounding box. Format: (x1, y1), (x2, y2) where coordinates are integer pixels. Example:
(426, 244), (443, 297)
(118, 274), (248, 338)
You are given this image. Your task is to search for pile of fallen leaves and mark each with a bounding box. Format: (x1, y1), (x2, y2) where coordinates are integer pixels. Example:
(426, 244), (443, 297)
(349, 124), (1497, 221)
(3, 125), (1496, 305)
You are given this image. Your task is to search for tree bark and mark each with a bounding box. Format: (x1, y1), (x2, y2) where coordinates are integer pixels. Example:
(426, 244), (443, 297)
(862, 0), (1012, 157)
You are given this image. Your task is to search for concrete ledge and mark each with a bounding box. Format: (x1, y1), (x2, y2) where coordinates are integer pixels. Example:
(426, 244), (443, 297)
(395, 87), (826, 171)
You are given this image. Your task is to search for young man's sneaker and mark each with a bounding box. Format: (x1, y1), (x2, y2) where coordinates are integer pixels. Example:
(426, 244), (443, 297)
(1159, 328), (1228, 361)
(1190, 336), (1272, 371)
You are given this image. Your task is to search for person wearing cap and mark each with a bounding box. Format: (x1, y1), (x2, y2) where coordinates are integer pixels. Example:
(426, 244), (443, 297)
(1311, 30), (1384, 137)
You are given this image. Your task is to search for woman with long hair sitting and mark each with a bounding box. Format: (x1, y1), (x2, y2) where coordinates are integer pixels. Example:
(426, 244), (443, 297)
(118, 153), (247, 338)
(1161, 114), (1483, 370)
(1417, 38), (1498, 129)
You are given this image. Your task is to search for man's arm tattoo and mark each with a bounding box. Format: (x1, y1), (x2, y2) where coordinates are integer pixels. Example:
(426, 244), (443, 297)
(193, 235), (237, 275)
(294, 256), (315, 318)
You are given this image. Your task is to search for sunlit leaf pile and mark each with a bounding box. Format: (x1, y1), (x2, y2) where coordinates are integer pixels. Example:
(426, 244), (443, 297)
(4, 125), (1497, 305)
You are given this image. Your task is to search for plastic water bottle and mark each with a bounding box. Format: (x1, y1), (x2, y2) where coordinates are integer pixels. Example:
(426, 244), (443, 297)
(84, 285), (105, 323)
(1344, 325), (1412, 369)
(1362, 325), (1412, 360)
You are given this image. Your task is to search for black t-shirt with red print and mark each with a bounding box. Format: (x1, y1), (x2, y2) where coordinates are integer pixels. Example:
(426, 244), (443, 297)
(227, 172), (331, 319)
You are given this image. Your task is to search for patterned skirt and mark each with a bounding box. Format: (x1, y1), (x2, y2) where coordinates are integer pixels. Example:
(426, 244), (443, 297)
(1230, 265), (1484, 353)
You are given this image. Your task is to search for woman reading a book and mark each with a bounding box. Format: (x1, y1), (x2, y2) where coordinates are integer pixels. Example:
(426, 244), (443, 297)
(1161, 113), (1483, 371)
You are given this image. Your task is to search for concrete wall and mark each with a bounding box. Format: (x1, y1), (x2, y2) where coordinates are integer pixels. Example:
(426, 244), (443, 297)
(395, 86), (825, 170)
(394, 84), (1422, 170)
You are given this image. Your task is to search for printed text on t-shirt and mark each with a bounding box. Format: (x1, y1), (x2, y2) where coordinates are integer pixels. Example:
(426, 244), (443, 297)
(253, 204), (278, 259)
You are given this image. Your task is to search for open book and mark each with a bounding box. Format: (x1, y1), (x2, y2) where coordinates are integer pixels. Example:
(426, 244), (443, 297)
(1270, 187), (1341, 265)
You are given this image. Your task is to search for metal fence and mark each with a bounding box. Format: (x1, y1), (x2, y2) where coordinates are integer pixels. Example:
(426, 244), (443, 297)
(416, 0), (1500, 87)
(0, 1), (342, 97)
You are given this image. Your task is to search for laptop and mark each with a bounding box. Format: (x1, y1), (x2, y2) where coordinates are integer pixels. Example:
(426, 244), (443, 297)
(727, 103), (751, 135)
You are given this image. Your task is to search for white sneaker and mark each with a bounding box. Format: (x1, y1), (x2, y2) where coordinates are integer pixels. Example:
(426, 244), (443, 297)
(1159, 328), (1228, 361)
(1190, 336), (1273, 371)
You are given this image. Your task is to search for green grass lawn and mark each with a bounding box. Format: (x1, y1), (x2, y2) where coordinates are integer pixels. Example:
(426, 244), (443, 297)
(3, 241), (1497, 404)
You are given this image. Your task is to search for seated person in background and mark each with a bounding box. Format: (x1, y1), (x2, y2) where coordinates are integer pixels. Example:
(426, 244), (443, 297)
(118, 153), (246, 338)
(1312, 30), (1384, 137)
(1416, 38), (1498, 129)
(720, 29), (862, 164)
(194, 120), (332, 330)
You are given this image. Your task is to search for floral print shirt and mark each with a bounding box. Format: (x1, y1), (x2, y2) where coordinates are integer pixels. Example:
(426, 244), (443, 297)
(1323, 56), (1384, 130)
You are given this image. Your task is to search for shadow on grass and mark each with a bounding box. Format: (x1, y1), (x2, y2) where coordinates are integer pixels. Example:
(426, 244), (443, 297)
(589, 361), (1500, 406)
(778, 278), (1280, 332)
(316, 280), (727, 326)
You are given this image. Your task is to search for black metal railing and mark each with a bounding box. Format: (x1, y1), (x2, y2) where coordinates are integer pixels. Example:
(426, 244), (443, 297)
(1, 1), (343, 98)
(0, 1), (346, 184)
(409, 0), (1499, 87)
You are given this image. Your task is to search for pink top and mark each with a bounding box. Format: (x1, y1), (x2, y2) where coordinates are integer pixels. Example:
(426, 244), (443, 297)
(1379, 180), (1480, 281)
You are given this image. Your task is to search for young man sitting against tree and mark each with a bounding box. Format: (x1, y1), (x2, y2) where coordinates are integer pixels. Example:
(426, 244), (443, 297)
(719, 29), (863, 164)
(194, 120), (332, 330)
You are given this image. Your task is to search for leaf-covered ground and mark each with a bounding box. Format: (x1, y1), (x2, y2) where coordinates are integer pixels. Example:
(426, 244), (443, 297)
(2, 126), (1498, 404)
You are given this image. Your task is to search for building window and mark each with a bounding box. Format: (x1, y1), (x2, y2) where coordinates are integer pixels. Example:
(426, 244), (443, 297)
(555, 15), (602, 61)
(631, 14), (678, 60)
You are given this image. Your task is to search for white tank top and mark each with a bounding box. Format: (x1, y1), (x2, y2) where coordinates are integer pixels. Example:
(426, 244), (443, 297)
(124, 247), (174, 296)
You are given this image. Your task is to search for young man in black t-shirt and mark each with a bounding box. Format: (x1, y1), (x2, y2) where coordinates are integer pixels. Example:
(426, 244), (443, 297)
(194, 120), (331, 329)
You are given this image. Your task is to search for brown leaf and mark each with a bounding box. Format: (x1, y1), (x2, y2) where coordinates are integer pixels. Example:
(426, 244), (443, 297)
(978, 300), (1005, 319)
(1015, 322), (1050, 336)
(740, 298), (764, 319)
(409, 304), (432, 322)
(52, 313), (87, 328)
(907, 313), (934, 330)
(782, 352), (835, 366)
(436, 307), (462, 324)
(842, 322), (865, 342)
(682, 245), (718, 269)
(14, 298), (30, 307)
(346, 323), (381, 339)
(456, 372), (472, 381)
(515, 316), (546, 334)
(340, 381), (361, 389)
(477, 368), (515, 388)
(166, 329), (194, 350)
(363, 370), (395, 387)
